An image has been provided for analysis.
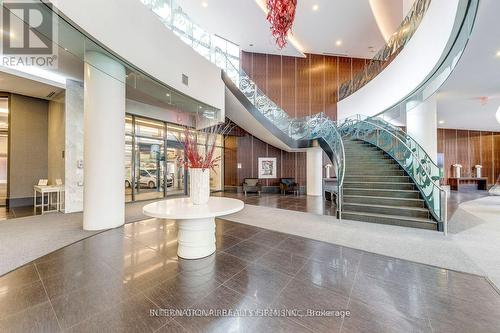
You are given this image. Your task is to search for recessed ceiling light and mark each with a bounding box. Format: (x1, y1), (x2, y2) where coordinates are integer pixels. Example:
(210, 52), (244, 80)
(496, 50), (500, 57)
(166, 93), (170, 97)
(496, 106), (500, 124)
(336, 40), (342, 46)
(438, 120), (445, 125)
(199, 106), (203, 109)
(312, 4), (319, 11)
(201, 1), (208, 8)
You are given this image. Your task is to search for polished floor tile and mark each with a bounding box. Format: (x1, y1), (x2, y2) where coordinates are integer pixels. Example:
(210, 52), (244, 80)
(1, 212), (500, 332)
(350, 272), (427, 320)
(174, 285), (261, 333)
(223, 263), (293, 305)
(66, 294), (167, 333)
(0, 280), (48, 320)
(272, 278), (349, 333)
(223, 239), (272, 262)
(295, 258), (357, 297)
(341, 299), (431, 333)
(0, 301), (60, 333)
(246, 229), (288, 248)
(255, 248), (308, 276)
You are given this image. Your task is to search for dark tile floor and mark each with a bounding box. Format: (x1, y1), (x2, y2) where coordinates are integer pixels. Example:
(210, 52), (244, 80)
(1, 218), (499, 332)
(215, 192), (337, 216)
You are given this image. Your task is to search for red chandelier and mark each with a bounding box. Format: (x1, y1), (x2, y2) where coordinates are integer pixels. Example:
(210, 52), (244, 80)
(266, 0), (297, 49)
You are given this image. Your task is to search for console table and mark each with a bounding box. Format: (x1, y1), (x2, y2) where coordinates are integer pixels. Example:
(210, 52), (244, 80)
(448, 177), (488, 191)
(33, 185), (64, 214)
(143, 197), (244, 259)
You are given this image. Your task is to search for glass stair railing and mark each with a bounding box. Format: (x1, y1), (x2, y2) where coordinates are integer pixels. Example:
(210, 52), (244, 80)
(339, 115), (447, 232)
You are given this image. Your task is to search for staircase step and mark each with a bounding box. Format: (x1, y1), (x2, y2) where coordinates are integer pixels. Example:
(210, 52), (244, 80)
(343, 202), (430, 219)
(344, 181), (415, 190)
(344, 176), (409, 183)
(345, 170), (406, 176)
(347, 164), (401, 171)
(343, 188), (421, 199)
(343, 195), (425, 208)
(341, 211), (437, 230)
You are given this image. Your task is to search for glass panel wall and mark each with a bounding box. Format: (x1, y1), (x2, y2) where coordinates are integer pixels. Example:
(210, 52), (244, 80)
(125, 115), (224, 202)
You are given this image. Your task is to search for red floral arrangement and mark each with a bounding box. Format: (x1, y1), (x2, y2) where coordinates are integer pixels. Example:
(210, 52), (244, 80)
(266, 0), (297, 49)
(177, 128), (220, 171)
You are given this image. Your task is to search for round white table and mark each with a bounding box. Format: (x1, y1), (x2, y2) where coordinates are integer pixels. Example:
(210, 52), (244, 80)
(142, 197), (244, 259)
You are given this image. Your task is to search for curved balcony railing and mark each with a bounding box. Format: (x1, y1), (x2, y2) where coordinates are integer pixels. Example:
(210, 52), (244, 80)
(339, 0), (432, 99)
(339, 115), (447, 232)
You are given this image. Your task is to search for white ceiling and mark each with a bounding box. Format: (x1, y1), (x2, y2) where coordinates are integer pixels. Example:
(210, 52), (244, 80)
(436, 0), (500, 131)
(177, 0), (407, 58)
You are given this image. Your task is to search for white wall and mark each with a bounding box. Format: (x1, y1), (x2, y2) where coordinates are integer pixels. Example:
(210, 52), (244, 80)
(50, 0), (225, 113)
(406, 96), (438, 162)
(48, 93), (65, 185)
(338, 0), (461, 120)
(64, 80), (84, 213)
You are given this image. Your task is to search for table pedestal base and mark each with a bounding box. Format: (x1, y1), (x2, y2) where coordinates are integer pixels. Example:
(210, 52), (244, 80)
(177, 217), (216, 259)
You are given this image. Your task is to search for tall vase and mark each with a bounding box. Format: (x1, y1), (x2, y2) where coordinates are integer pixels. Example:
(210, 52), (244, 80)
(189, 168), (210, 205)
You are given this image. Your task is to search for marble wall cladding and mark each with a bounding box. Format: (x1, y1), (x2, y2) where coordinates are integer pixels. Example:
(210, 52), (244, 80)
(64, 80), (84, 213)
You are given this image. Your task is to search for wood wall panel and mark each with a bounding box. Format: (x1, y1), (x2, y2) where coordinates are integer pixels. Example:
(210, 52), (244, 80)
(296, 152), (307, 186)
(236, 134), (253, 185)
(267, 54), (282, 108)
(296, 56), (310, 117)
(252, 53), (267, 93)
(468, 131), (481, 170)
(252, 136), (267, 180)
(267, 145), (282, 186)
(310, 54), (325, 115)
(281, 56), (296, 117)
(443, 129), (457, 179)
(494, 132), (500, 184)
(438, 128), (500, 186)
(281, 151), (296, 179)
(480, 131), (493, 184)
(240, 52), (365, 121)
(324, 56), (338, 120)
(223, 136), (238, 186)
(456, 130), (470, 177)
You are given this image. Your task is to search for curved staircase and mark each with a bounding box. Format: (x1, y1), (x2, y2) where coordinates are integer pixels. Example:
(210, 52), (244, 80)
(342, 139), (437, 230)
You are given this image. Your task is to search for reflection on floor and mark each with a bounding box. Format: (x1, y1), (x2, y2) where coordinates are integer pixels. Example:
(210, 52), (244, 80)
(216, 192), (336, 216)
(125, 188), (185, 202)
(0, 218), (499, 332)
(0, 205), (37, 221)
(217, 188), (489, 221)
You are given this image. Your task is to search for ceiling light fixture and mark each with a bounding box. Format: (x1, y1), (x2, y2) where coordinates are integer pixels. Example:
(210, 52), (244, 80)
(336, 40), (342, 46)
(312, 4), (319, 11)
(438, 120), (445, 125)
(201, 1), (208, 8)
(496, 50), (500, 58)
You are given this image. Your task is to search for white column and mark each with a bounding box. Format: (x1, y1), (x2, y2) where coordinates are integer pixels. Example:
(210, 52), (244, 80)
(306, 146), (323, 196)
(406, 96), (438, 163)
(83, 52), (126, 231)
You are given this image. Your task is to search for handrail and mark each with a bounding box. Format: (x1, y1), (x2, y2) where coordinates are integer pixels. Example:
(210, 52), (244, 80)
(340, 116), (447, 233)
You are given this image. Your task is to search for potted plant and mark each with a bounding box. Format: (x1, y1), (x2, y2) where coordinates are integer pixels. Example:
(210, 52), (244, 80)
(177, 122), (234, 205)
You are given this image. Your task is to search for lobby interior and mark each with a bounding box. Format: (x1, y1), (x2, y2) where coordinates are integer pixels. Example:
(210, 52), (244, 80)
(1, 0), (500, 332)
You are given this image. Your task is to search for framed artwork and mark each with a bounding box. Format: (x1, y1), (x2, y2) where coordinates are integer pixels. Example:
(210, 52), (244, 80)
(258, 157), (277, 179)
